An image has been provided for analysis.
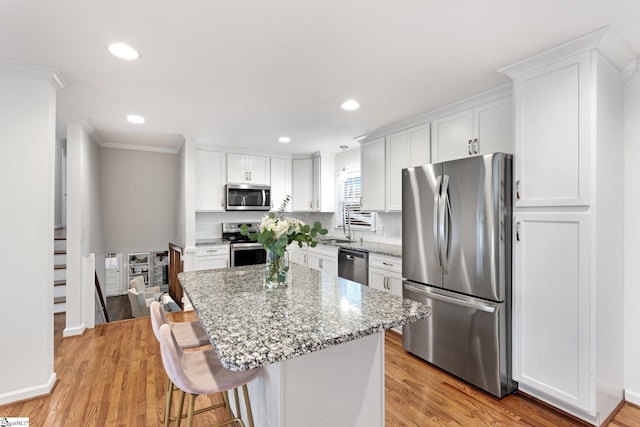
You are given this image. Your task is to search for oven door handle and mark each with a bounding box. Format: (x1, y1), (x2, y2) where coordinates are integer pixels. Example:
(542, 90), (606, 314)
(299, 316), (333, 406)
(230, 243), (264, 248)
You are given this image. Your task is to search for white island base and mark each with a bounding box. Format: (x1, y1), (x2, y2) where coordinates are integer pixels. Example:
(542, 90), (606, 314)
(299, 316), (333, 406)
(229, 332), (385, 427)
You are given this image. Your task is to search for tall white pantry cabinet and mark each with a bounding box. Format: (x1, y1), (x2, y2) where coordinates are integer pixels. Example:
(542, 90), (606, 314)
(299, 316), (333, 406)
(500, 28), (634, 425)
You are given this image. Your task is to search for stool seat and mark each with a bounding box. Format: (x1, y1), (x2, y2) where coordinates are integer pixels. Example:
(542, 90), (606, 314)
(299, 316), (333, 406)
(150, 301), (210, 349)
(164, 329), (260, 396)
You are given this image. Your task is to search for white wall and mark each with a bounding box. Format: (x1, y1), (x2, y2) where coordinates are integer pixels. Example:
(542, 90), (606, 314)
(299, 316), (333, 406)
(65, 123), (105, 334)
(54, 138), (65, 228)
(100, 147), (179, 253)
(624, 65), (640, 405)
(0, 66), (58, 404)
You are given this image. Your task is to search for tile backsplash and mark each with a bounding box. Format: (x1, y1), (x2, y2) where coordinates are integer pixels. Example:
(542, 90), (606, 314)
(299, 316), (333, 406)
(196, 211), (402, 246)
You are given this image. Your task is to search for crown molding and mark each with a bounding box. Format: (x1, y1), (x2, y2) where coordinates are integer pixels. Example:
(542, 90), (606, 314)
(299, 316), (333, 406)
(100, 141), (179, 154)
(58, 115), (103, 145)
(355, 83), (512, 143)
(0, 59), (65, 89)
(499, 27), (637, 79)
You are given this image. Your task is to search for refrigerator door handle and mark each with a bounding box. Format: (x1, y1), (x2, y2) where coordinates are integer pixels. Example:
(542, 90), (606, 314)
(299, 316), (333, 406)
(404, 283), (497, 313)
(434, 175), (443, 267)
(440, 175), (451, 273)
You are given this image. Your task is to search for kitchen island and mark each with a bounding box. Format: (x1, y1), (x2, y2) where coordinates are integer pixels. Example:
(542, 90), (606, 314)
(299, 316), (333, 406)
(178, 263), (431, 427)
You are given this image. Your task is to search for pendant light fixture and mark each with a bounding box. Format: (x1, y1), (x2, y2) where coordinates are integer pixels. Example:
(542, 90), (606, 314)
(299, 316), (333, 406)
(339, 145), (349, 177)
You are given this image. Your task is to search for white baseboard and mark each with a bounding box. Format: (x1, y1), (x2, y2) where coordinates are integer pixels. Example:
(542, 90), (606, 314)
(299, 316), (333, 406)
(625, 389), (640, 406)
(63, 322), (86, 337)
(0, 372), (56, 405)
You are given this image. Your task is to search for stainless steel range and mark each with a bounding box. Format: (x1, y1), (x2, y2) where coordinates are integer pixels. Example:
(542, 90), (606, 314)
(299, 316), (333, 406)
(222, 222), (267, 267)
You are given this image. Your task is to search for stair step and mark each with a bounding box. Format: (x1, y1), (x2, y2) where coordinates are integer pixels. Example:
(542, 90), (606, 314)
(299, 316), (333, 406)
(54, 249), (67, 255)
(54, 264), (66, 270)
(54, 296), (66, 304)
(54, 280), (66, 286)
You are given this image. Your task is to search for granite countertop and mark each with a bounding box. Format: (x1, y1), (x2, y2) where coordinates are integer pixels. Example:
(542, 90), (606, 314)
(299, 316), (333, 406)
(178, 263), (430, 371)
(319, 238), (402, 258)
(195, 238), (228, 247)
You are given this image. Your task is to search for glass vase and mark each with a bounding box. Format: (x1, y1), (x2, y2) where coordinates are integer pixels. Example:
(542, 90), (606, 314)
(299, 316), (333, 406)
(265, 249), (289, 288)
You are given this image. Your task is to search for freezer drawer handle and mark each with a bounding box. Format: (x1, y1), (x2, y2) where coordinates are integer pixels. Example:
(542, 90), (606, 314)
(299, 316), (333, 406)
(404, 284), (497, 313)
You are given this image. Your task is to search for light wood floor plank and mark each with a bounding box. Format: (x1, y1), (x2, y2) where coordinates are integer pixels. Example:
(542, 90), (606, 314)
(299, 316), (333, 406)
(0, 314), (637, 426)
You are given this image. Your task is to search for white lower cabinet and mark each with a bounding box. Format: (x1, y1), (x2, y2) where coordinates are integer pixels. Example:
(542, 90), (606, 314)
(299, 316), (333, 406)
(194, 245), (230, 271)
(307, 245), (338, 276)
(513, 213), (590, 410)
(289, 244), (308, 266)
(369, 254), (403, 333)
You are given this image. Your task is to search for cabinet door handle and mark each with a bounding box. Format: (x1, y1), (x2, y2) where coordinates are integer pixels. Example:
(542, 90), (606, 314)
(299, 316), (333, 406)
(319, 258), (323, 269)
(473, 138), (479, 154)
(515, 180), (521, 200)
(382, 261), (393, 267)
(516, 222), (521, 242)
(468, 140), (473, 155)
(310, 201), (313, 209)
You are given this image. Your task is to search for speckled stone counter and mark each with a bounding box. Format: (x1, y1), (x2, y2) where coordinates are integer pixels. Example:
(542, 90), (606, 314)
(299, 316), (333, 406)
(334, 240), (402, 257)
(178, 263), (429, 371)
(195, 238), (228, 246)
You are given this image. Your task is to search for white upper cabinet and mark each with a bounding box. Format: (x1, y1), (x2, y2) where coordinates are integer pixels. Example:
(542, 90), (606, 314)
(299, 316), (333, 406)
(386, 123), (430, 211)
(195, 149), (226, 211)
(291, 158), (313, 211)
(270, 157), (292, 211)
(291, 154), (335, 212)
(313, 154), (336, 212)
(360, 137), (386, 211)
(227, 153), (270, 185)
(512, 54), (589, 207)
(432, 98), (512, 163)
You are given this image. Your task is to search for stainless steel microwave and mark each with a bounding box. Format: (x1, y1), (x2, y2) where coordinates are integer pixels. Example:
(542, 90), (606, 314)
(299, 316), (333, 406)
(226, 184), (271, 211)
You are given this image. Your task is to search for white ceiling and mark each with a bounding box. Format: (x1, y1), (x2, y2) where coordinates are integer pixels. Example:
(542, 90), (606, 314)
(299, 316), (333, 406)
(2, 0), (640, 154)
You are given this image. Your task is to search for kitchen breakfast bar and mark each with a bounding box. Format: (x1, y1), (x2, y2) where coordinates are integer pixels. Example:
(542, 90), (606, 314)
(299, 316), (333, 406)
(178, 263), (431, 427)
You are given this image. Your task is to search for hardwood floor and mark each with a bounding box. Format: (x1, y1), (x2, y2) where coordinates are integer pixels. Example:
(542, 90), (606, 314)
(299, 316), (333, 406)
(106, 294), (133, 321)
(1, 313), (638, 426)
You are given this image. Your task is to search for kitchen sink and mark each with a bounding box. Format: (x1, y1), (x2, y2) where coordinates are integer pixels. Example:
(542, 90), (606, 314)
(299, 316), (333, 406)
(321, 238), (356, 244)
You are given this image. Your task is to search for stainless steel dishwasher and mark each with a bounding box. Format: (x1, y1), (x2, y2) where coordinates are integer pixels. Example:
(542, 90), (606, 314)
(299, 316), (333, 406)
(338, 248), (369, 286)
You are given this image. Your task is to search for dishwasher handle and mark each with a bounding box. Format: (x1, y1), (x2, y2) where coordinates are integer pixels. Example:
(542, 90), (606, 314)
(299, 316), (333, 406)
(339, 248), (368, 259)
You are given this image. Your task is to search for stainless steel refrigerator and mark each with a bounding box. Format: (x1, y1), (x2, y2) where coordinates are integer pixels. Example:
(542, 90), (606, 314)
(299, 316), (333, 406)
(401, 152), (516, 398)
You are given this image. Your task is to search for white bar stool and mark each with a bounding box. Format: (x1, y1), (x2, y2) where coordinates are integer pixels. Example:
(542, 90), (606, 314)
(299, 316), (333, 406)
(150, 301), (212, 426)
(157, 323), (261, 427)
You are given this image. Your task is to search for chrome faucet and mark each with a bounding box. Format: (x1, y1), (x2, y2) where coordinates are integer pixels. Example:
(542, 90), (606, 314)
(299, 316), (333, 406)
(343, 206), (352, 241)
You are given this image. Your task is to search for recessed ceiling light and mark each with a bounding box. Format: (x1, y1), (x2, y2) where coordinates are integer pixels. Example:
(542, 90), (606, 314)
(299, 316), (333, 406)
(341, 99), (360, 111)
(108, 43), (139, 60)
(127, 114), (145, 124)
(278, 136), (291, 143)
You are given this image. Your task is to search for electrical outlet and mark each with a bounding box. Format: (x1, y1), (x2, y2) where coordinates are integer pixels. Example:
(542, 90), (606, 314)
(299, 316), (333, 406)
(394, 226), (400, 237)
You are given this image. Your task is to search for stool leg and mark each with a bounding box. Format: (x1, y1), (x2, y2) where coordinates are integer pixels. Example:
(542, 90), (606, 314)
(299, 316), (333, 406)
(176, 390), (186, 427)
(186, 393), (197, 427)
(164, 377), (173, 427)
(223, 390), (232, 416)
(233, 387), (241, 419)
(242, 384), (255, 427)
